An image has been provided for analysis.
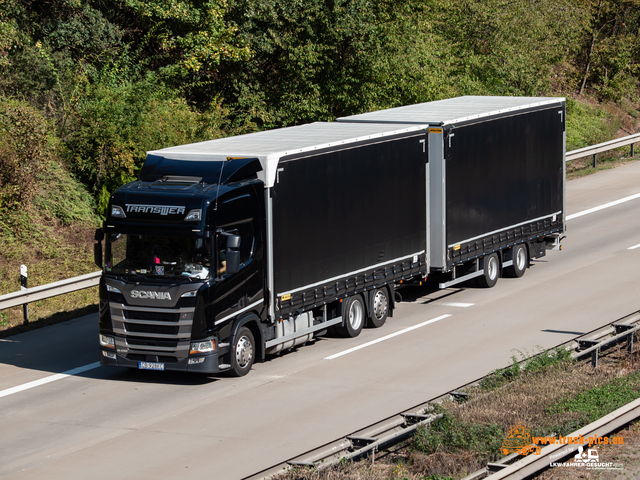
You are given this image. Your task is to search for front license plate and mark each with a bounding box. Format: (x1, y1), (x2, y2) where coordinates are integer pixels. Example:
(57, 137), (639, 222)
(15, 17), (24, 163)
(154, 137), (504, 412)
(138, 361), (165, 371)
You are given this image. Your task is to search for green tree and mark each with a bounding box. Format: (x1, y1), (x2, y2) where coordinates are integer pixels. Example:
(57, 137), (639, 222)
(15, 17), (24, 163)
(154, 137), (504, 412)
(65, 75), (206, 213)
(119, 0), (249, 87)
(578, 0), (640, 100)
(0, 97), (54, 218)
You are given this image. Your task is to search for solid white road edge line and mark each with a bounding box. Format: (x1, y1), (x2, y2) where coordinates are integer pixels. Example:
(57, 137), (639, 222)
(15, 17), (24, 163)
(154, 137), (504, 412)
(629, 243), (640, 250)
(566, 192), (640, 221)
(324, 314), (452, 360)
(0, 362), (101, 399)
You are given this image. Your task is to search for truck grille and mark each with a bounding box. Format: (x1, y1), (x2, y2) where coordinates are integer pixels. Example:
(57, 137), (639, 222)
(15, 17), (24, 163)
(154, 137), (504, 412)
(123, 310), (180, 322)
(110, 303), (195, 360)
(127, 337), (179, 348)
(125, 323), (179, 335)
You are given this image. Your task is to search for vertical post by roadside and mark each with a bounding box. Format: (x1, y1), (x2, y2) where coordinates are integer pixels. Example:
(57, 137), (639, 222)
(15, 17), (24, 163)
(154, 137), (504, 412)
(20, 264), (28, 324)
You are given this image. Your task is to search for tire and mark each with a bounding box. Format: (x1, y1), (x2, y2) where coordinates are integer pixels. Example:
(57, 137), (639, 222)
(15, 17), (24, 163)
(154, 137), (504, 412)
(230, 327), (255, 377)
(477, 253), (500, 288)
(337, 295), (365, 338)
(506, 244), (528, 278)
(367, 288), (389, 328)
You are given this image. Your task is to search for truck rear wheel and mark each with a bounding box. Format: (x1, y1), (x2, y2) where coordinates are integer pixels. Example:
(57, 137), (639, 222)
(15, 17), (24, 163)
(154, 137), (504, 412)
(368, 288), (388, 328)
(477, 253), (499, 288)
(506, 244), (527, 278)
(230, 327), (255, 377)
(337, 294), (365, 337)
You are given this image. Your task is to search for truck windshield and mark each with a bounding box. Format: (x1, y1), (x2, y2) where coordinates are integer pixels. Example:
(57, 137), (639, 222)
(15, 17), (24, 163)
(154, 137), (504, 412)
(105, 233), (211, 279)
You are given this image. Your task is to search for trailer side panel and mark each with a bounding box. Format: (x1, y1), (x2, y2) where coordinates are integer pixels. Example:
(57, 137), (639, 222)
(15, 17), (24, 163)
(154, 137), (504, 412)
(445, 105), (565, 265)
(272, 134), (427, 317)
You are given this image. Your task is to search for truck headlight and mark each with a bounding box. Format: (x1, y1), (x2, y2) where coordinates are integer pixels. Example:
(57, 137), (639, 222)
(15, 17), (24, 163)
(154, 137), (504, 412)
(106, 285), (122, 294)
(190, 340), (215, 354)
(100, 334), (115, 348)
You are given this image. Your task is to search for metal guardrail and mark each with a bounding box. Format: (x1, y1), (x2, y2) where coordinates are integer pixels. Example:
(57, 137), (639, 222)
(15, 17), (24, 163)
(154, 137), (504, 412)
(0, 133), (638, 315)
(566, 132), (640, 166)
(0, 271), (101, 312)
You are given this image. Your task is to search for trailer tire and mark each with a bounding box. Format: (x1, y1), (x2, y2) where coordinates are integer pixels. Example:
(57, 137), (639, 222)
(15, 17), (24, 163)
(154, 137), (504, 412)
(506, 244), (527, 278)
(230, 327), (255, 377)
(337, 295), (365, 338)
(368, 288), (389, 328)
(477, 253), (499, 288)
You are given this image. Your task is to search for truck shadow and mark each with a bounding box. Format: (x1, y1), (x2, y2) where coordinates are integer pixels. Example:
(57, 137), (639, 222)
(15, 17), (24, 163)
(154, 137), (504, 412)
(82, 367), (220, 386)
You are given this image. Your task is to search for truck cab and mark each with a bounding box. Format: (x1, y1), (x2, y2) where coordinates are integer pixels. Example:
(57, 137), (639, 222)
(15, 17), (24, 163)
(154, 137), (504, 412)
(96, 155), (266, 375)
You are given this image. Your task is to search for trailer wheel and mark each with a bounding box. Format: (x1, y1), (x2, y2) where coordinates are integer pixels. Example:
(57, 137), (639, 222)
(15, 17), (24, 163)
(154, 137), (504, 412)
(506, 244), (528, 278)
(477, 253), (499, 288)
(230, 327), (255, 377)
(337, 295), (365, 337)
(368, 288), (389, 328)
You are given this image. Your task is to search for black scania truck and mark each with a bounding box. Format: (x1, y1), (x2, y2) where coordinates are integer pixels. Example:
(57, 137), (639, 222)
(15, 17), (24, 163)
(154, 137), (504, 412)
(96, 96), (566, 376)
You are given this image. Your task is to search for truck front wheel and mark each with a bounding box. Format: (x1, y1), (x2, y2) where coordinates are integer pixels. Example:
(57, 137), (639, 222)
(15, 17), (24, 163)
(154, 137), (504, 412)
(477, 253), (499, 288)
(337, 294), (365, 338)
(230, 327), (255, 376)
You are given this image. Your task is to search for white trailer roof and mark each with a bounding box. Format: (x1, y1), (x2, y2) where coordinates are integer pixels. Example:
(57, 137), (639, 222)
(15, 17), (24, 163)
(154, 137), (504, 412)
(148, 121), (426, 188)
(337, 95), (565, 126)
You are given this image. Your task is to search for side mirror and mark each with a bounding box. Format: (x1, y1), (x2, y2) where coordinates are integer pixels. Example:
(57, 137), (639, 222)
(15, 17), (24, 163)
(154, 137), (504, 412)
(94, 243), (103, 269)
(225, 234), (241, 275)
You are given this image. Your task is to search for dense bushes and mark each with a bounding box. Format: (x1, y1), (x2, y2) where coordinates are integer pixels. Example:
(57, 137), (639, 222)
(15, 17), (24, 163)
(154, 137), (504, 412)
(0, 0), (639, 224)
(0, 97), (54, 219)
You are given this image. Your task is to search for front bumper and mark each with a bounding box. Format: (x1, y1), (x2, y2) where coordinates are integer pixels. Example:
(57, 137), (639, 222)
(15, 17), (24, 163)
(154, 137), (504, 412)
(99, 346), (230, 373)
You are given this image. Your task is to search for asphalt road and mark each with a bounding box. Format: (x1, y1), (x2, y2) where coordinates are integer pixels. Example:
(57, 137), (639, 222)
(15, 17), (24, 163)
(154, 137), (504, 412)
(1, 162), (640, 480)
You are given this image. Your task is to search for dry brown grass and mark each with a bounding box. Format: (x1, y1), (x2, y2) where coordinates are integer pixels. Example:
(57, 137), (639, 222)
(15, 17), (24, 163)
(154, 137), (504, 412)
(447, 353), (640, 435)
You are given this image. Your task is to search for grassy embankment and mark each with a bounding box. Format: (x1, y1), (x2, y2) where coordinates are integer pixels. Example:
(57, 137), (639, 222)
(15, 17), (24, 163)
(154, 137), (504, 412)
(0, 158), (100, 337)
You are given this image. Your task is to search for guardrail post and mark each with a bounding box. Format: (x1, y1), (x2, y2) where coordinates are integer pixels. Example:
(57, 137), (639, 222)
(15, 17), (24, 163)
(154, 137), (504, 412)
(631, 143), (635, 158)
(628, 333), (634, 355)
(592, 153), (597, 168)
(591, 347), (599, 368)
(20, 264), (29, 324)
